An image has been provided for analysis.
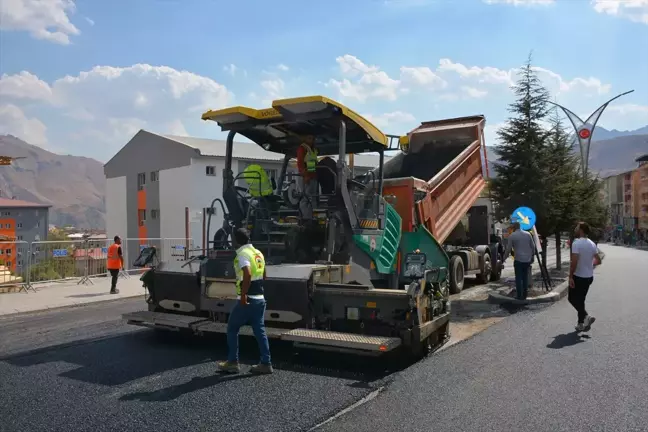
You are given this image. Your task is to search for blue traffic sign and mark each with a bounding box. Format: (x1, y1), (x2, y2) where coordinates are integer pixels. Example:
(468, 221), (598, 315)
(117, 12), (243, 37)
(511, 206), (536, 231)
(52, 249), (68, 257)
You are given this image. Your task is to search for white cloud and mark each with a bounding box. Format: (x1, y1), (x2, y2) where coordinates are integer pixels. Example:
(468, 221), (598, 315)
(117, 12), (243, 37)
(437, 58), (514, 86)
(325, 55), (615, 104)
(0, 64), (231, 153)
(223, 64), (238, 76)
(363, 111), (417, 130)
(400, 66), (447, 90)
(0, 0), (80, 44)
(277, 64), (290, 71)
(260, 78), (285, 105)
(0, 71), (53, 101)
(591, 0), (648, 25)
(0, 104), (48, 146)
(483, 0), (555, 5)
(461, 86), (488, 98)
(167, 119), (189, 136)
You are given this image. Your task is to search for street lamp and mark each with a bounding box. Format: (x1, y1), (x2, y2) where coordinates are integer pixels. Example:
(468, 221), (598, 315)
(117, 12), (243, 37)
(546, 90), (635, 177)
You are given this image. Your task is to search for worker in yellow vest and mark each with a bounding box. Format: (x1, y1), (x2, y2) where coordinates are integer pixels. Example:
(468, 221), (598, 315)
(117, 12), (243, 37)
(296, 135), (319, 220)
(218, 228), (273, 374)
(242, 164), (274, 197)
(106, 235), (124, 294)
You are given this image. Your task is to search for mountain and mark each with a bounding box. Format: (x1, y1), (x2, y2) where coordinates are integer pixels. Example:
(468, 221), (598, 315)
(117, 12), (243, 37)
(591, 125), (648, 141)
(0, 135), (105, 229)
(485, 125), (648, 178)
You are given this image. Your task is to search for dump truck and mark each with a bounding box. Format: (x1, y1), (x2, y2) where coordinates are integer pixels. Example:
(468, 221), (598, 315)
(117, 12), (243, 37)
(378, 118), (504, 293)
(122, 95), (498, 358)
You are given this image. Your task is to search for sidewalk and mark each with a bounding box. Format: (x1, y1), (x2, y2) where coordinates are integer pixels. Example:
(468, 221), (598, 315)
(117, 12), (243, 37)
(0, 275), (146, 316)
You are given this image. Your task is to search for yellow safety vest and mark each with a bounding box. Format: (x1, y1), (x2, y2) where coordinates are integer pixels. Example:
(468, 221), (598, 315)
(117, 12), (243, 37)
(234, 245), (265, 296)
(243, 164), (273, 197)
(301, 143), (318, 173)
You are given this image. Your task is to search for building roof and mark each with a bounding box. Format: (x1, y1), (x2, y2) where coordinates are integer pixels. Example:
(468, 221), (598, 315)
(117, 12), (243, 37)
(162, 134), (285, 162)
(0, 197), (51, 208)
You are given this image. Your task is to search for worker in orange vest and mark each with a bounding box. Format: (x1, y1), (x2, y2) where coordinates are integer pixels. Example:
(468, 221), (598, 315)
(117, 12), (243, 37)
(107, 235), (124, 294)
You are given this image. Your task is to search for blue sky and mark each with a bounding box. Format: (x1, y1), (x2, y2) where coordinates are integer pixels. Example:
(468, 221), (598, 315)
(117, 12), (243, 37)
(1, 0), (647, 162)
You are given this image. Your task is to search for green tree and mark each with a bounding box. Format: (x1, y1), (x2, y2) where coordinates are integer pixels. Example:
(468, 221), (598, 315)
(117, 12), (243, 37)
(541, 111), (582, 269)
(489, 54), (553, 262)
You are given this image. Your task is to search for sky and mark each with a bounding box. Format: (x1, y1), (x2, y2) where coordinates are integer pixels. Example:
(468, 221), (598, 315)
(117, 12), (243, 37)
(0, 0), (647, 162)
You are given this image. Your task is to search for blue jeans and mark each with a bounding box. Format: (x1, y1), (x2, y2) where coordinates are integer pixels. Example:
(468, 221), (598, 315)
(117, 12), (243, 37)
(226, 298), (271, 365)
(513, 260), (531, 299)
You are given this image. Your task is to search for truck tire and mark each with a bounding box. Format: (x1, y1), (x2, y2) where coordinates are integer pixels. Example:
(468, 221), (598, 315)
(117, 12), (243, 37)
(490, 251), (503, 281)
(476, 253), (492, 284)
(449, 255), (465, 294)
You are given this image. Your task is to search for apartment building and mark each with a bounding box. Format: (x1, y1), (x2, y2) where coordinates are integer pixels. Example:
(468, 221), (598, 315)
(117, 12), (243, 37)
(637, 155), (648, 233)
(0, 197), (50, 272)
(602, 155), (648, 240)
(104, 130), (382, 252)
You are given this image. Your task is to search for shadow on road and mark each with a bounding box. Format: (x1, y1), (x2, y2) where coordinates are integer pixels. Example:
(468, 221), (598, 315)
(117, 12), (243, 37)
(546, 331), (591, 349)
(1, 328), (407, 393)
(119, 372), (256, 402)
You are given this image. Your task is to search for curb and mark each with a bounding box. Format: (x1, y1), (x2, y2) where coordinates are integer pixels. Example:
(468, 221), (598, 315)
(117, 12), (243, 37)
(0, 294), (146, 319)
(487, 279), (569, 306)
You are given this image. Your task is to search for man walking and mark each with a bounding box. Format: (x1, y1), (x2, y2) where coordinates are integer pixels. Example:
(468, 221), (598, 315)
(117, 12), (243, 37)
(503, 221), (536, 300)
(569, 221), (602, 332)
(219, 228), (273, 374)
(106, 235), (124, 294)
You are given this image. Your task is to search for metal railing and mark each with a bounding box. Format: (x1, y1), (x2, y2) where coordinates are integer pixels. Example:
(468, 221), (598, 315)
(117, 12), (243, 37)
(0, 237), (196, 292)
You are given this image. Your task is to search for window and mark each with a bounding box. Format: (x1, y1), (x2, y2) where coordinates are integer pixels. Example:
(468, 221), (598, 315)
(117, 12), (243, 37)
(16, 222), (22, 228)
(17, 260), (22, 266)
(2, 211), (10, 216)
(4, 223), (10, 229)
(206, 166), (216, 176)
(150, 171), (159, 182)
(138, 209), (146, 224)
(17, 235), (23, 240)
(151, 209), (159, 219)
(6, 249), (11, 255)
(137, 172), (146, 190)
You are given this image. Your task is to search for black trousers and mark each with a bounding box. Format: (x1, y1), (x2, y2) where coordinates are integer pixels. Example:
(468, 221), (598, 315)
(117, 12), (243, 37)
(568, 275), (594, 323)
(109, 269), (119, 291)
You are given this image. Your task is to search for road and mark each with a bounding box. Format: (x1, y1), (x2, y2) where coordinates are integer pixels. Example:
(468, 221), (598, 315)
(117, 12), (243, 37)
(0, 242), (625, 432)
(318, 244), (648, 432)
(0, 298), (396, 432)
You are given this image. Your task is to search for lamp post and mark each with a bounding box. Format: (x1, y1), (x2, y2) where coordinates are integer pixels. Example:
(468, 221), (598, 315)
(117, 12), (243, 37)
(546, 90), (634, 177)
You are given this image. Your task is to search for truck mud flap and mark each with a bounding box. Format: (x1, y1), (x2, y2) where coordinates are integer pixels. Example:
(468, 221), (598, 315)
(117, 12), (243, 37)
(281, 329), (401, 353)
(123, 311), (208, 330)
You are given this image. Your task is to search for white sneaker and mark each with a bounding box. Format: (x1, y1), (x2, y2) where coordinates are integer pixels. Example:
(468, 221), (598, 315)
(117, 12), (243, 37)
(583, 315), (596, 331)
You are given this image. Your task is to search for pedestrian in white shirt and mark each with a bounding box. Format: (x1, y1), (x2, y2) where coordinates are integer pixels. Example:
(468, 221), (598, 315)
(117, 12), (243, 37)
(569, 221), (603, 332)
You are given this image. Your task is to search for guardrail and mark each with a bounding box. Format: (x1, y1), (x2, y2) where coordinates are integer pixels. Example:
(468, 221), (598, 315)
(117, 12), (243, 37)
(0, 238), (196, 292)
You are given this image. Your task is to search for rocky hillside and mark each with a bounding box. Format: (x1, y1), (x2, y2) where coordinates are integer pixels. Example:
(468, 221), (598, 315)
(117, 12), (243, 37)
(0, 135), (105, 229)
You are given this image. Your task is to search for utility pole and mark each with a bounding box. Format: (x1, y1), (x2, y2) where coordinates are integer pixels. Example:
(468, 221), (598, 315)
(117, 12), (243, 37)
(546, 90), (634, 177)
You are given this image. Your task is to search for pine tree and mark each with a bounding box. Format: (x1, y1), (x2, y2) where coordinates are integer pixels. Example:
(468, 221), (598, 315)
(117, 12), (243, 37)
(542, 110), (582, 269)
(489, 55), (553, 261)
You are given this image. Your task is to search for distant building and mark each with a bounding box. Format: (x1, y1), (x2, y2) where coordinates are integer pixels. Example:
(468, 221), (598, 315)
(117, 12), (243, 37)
(0, 197), (50, 272)
(104, 130), (380, 253)
(602, 155), (648, 240)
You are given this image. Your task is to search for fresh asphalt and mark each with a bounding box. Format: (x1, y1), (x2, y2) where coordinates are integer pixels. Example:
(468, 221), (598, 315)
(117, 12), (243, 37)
(1, 243), (636, 432)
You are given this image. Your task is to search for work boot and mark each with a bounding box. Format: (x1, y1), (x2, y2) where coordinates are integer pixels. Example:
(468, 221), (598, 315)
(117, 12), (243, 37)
(218, 361), (241, 374)
(250, 363), (274, 374)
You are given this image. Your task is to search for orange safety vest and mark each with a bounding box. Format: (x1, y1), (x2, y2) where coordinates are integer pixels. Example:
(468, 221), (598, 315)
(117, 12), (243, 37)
(107, 243), (122, 270)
